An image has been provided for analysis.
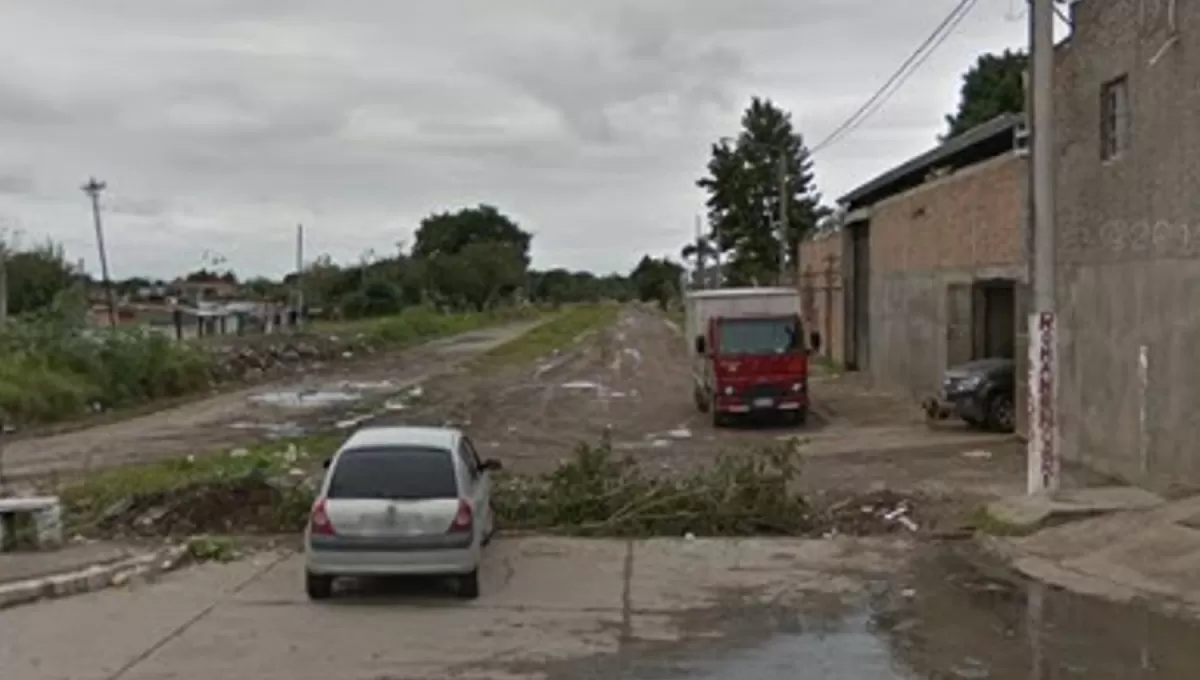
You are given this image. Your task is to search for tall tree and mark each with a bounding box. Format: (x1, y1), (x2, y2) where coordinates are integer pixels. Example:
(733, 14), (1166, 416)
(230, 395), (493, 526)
(944, 49), (1028, 140)
(412, 204), (532, 266)
(697, 97), (826, 286)
(629, 256), (683, 309)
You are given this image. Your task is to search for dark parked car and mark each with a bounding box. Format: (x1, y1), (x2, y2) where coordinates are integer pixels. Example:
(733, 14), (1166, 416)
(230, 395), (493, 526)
(922, 358), (1015, 432)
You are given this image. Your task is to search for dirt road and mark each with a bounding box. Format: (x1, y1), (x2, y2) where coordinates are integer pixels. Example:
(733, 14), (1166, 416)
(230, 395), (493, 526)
(0, 321), (542, 480)
(389, 305), (1079, 509)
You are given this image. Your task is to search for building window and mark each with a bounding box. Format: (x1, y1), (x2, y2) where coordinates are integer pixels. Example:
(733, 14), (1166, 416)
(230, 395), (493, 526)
(1101, 76), (1129, 161)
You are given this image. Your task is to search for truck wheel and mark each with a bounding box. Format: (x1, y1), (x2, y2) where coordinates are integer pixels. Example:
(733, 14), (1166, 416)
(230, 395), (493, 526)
(790, 409), (808, 427)
(711, 409), (727, 429)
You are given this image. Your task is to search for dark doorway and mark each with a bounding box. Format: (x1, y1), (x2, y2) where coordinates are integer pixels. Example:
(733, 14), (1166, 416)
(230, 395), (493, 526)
(843, 223), (870, 371)
(973, 279), (1016, 359)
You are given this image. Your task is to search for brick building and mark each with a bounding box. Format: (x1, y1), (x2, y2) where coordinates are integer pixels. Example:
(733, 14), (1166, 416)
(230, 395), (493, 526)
(798, 232), (844, 364)
(1054, 0), (1200, 489)
(803, 114), (1030, 417)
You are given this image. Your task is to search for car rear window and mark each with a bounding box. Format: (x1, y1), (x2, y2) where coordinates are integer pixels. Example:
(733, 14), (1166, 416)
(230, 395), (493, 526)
(326, 447), (458, 500)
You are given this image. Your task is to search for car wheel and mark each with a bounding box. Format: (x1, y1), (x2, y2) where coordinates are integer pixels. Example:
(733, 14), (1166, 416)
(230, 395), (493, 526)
(456, 569), (480, 600)
(482, 504), (496, 547)
(986, 394), (1015, 433)
(306, 571), (334, 600)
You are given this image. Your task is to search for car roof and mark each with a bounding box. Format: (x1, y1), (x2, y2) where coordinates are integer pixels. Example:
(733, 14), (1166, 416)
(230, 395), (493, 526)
(339, 425), (462, 453)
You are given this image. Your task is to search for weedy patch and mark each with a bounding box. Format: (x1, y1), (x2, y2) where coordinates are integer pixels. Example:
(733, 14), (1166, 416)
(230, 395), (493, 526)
(59, 435), (342, 539)
(471, 303), (620, 371)
(55, 430), (927, 546)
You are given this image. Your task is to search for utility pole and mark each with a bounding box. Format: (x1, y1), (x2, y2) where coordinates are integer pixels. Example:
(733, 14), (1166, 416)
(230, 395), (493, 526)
(1028, 0), (1059, 494)
(294, 224), (305, 327)
(693, 215), (707, 290)
(82, 178), (117, 328)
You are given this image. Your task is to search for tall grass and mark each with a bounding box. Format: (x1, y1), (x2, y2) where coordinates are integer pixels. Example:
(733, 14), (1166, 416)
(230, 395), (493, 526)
(0, 319), (214, 425)
(0, 304), (543, 426)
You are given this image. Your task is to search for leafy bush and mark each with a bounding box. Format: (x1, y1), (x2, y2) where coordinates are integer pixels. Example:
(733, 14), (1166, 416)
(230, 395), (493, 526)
(494, 436), (814, 537)
(0, 318), (215, 424)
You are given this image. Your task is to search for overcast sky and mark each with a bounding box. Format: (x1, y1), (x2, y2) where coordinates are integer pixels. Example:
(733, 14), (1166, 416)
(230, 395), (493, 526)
(0, 0), (1036, 279)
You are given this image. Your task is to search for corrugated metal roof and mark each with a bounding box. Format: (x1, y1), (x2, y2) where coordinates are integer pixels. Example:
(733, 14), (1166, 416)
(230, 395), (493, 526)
(838, 113), (1025, 209)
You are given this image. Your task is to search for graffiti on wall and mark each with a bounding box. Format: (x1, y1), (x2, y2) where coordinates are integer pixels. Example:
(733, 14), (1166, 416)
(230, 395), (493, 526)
(1061, 218), (1200, 262)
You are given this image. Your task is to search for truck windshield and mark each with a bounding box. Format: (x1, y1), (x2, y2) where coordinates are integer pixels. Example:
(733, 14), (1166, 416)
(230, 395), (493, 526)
(717, 318), (801, 356)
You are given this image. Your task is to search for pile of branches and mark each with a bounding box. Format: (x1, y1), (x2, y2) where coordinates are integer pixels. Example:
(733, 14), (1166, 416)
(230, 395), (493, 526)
(81, 472), (314, 538)
(493, 438), (817, 537)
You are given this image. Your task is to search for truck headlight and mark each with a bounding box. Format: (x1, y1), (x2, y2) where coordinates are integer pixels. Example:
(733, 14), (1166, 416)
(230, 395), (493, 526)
(791, 383), (804, 392)
(723, 386), (735, 396)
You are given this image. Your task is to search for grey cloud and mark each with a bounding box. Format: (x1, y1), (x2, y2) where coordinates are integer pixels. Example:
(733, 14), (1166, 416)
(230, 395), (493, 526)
(0, 171), (34, 198)
(0, 0), (1027, 278)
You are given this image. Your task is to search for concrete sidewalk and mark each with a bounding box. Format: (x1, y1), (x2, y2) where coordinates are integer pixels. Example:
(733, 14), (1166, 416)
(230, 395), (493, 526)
(0, 542), (187, 609)
(981, 495), (1200, 620)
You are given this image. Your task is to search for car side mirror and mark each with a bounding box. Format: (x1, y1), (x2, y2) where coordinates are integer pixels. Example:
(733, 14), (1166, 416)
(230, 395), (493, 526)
(694, 335), (706, 355)
(322, 457), (332, 469)
(479, 459), (503, 472)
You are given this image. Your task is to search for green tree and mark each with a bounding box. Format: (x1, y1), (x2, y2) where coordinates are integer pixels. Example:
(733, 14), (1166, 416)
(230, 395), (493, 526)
(2, 238), (77, 316)
(412, 204), (532, 266)
(629, 256), (683, 309)
(426, 241), (525, 311)
(944, 49), (1027, 140)
(697, 97), (826, 286)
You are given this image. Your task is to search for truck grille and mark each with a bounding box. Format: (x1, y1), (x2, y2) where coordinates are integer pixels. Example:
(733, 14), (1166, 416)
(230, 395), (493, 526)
(743, 384), (785, 401)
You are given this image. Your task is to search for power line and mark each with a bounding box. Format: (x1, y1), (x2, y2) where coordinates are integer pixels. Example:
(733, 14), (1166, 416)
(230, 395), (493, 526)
(811, 0), (980, 154)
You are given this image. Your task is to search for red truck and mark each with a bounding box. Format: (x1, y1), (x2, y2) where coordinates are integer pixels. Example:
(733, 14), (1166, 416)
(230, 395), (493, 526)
(686, 287), (809, 427)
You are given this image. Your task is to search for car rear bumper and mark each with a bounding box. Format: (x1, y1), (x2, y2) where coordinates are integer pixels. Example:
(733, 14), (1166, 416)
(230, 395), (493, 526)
(305, 535), (480, 576)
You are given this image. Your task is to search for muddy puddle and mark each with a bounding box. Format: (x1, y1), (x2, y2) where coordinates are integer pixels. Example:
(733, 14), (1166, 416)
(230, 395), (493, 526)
(545, 545), (1200, 680)
(233, 381), (425, 436)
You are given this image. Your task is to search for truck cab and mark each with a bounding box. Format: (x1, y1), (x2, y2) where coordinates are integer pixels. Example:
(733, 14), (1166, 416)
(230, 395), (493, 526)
(686, 288), (809, 427)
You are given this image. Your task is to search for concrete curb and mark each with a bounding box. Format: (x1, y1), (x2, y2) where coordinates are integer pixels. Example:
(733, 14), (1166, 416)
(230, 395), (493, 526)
(0, 545), (190, 611)
(973, 533), (1200, 622)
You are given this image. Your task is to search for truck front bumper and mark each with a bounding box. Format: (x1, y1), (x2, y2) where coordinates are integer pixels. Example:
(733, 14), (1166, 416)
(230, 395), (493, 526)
(715, 393), (808, 414)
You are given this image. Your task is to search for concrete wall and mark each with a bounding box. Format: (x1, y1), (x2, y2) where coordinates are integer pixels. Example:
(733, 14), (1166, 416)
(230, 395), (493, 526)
(798, 233), (844, 364)
(868, 154), (1027, 398)
(1054, 0), (1200, 489)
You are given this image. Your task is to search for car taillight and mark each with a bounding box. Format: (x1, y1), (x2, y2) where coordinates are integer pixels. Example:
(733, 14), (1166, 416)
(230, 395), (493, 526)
(448, 498), (474, 534)
(310, 499), (335, 536)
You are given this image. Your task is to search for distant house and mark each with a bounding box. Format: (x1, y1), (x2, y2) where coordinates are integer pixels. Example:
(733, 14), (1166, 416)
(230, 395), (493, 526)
(170, 279), (240, 303)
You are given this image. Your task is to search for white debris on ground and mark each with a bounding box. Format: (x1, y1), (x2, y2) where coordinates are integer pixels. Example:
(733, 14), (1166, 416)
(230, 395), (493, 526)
(961, 449), (992, 460)
(666, 427), (692, 440)
(247, 390), (360, 409)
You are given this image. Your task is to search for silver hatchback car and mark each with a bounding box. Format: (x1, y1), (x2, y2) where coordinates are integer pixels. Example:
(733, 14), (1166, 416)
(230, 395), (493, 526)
(303, 426), (501, 600)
